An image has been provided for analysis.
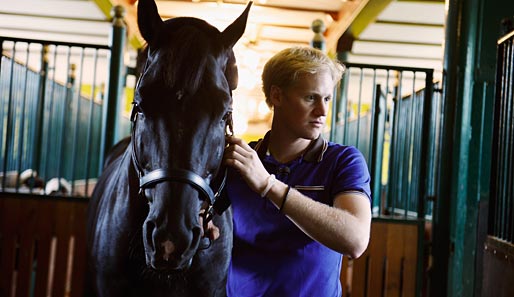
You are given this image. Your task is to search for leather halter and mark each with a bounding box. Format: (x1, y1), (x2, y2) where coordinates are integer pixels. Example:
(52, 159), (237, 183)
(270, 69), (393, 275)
(129, 103), (233, 224)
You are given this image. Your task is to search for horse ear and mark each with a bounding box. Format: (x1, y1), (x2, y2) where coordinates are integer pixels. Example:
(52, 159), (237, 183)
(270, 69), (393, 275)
(137, 0), (164, 45)
(221, 1), (252, 49)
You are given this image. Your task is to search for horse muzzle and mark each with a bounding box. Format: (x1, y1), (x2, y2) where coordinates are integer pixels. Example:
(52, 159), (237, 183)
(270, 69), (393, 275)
(143, 219), (202, 271)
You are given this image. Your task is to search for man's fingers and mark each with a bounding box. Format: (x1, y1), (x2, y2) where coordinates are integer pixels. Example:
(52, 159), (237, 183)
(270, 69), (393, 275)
(207, 221), (220, 241)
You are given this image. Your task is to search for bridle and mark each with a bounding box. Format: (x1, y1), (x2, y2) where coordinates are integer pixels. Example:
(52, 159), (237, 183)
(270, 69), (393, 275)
(129, 102), (233, 227)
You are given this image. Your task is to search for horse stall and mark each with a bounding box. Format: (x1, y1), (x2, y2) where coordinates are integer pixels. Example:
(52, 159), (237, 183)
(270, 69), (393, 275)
(0, 16), (442, 297)
(0, 20), (126, 295)
(331, 63), (441, 297)
(481, 27), (514, 297)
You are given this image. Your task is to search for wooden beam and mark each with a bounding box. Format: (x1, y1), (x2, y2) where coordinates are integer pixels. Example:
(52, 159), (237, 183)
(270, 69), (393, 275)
(349, 0), (395, 38)
(325, 0), (369, 53)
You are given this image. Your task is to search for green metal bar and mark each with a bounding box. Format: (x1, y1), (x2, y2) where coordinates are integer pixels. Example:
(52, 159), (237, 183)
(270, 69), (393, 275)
(33, 45), (49, 179)
(71, 50), (86, 193)
(409, 72), (418, 211)
(84, 49), (100, 197)
(387, 80), (399, 214)
(397, 73), (405, 215)
(332, 57), (351, 144)
(370, 83), (385, 210)
(342, 72), (350, 144)
(506, 38), (512, 237)
(355, 69), (364, 149)
(330, 80), (339, 142)
(403, 73), (414, 216)
(99, 5), (127, 169)
(14, 43), (32, 191)
(382, 70), (392, 214)
(2, 43), (16, 189)
(56, 51), (73, 191)
(418, 70), (434, 219)
(43, 46), (60, 181)
(368, 70), (378, 163)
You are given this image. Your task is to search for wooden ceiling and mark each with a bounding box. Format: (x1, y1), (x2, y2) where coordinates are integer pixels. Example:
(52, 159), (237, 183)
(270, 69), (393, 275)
(0, 0), (445, 72)
(0, 0), (446, 136)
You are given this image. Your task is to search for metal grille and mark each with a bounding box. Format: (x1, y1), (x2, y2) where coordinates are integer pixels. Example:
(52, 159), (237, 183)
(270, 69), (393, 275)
(489, 28), (514, 243)
(330, 63), (441, 219)
(0, 37), (110, 197)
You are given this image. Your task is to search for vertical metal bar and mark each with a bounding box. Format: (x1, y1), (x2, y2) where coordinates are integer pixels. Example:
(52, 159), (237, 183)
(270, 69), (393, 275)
(418, 70), (433, 219)
(355, 68), (364, 149)
(407, 72), (417, 214)
(498, 40), (508, 238)
(2, 41), (17, 190)
(70, 48), (86, 194)
(100, 5), (127, 168)
(330, 78), (339, 142)
(33, 44), (49, 181)
(43, 45), (59, 182)
(490, 39), (503, 237)
(14, 43), (32, 191)
(25, 49), (40, 193)
(387, 70), (398, 214)
(382, 70), (391, 214)
(505, 38), (514, 241)
(413, 72), (423, 214)
(399, 73), (410, 217)
(84, 49), (100, 197)
(370, 83), (384, 212)
(368, 69), (378, 164)
(0, 39), (5, 184)
(413, 73), (423, 213)
(397, 71), (405, 216)
(342, 69), (350, 144)
(56, 49), (73, 192)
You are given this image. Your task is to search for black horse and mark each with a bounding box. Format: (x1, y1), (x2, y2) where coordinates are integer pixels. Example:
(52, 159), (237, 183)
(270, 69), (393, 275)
(86, 0), (251, 295)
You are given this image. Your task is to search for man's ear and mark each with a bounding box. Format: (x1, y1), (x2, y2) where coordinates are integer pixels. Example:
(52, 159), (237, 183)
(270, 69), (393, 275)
(269, 85), (282, 107)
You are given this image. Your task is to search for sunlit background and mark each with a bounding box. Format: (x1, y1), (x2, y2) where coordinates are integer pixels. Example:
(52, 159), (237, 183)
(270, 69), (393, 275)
(0, 0), (446, 142)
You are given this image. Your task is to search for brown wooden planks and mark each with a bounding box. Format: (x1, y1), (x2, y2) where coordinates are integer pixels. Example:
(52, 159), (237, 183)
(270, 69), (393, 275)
(0, 194), (89, 297)
(344, 219), (421, 297)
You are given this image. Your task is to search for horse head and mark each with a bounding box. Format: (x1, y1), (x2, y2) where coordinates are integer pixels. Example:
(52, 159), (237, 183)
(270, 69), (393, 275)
(133, 0), (250, 271)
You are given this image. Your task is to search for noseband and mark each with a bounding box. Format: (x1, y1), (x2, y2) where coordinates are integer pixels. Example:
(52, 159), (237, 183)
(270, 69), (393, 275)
(129, 103), (233, 225)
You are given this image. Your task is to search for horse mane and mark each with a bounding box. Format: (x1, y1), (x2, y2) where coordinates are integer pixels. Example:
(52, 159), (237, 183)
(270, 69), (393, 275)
(137, 17), (226, 99)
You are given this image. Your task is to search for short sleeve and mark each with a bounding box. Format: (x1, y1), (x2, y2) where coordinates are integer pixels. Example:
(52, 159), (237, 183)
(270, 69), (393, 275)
(331, 146), (372, 201)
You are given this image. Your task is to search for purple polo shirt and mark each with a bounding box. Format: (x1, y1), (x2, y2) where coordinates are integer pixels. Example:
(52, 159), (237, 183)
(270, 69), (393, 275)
(226, 132), (371, 297)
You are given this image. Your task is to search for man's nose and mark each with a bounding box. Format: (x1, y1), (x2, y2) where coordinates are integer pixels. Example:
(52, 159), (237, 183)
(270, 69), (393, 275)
(314, 99), (328, 116)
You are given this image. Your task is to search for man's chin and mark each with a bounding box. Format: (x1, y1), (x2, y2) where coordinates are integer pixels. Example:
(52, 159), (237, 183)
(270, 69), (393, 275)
(301, 131), (322, 140)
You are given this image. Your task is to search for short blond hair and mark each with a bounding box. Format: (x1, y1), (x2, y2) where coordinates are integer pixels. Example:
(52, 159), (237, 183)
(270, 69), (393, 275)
(261, 47), (345, 107)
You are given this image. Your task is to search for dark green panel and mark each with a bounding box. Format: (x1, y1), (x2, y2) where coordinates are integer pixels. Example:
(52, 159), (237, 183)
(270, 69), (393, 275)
(430, 0), (514, 296)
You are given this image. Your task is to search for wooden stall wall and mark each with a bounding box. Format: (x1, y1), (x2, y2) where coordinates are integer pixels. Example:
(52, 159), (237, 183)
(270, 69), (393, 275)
(0, 193), (88, 297)
(341, 219), (426, 297)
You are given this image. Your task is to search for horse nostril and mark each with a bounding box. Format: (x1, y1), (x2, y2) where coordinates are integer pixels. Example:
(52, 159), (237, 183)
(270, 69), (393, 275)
(145, 220), (156, 251)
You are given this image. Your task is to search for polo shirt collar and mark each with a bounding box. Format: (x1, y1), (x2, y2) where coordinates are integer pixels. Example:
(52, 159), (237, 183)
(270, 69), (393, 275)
(254, 131), (328, 163)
